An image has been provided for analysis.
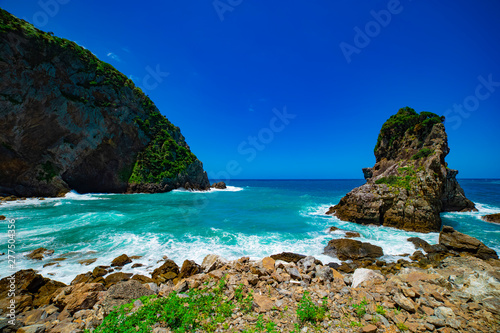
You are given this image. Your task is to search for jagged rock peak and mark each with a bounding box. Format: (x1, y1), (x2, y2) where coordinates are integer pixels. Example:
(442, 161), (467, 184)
(327, 107), (475, 232)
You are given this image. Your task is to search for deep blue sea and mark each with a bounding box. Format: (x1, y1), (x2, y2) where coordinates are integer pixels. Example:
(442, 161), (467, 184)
(1, 179), (499, 284)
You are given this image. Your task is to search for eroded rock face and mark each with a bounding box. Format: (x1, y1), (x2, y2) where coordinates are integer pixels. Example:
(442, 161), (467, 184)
(327, 107), (475, 232)
(439, 226), (498, 260)
(0, 9), (209, 197)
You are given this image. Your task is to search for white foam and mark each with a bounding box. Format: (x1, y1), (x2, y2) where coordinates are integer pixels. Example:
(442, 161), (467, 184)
(63, 190), (108, 201)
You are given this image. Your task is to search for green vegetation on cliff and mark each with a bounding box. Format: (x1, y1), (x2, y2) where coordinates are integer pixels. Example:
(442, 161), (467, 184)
(374, 107), (444, 154)
(0, 8), (204, 190)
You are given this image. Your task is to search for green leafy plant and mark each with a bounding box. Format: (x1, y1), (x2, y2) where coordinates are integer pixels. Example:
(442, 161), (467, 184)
(412, 147), (434, 160)
(376, 304), (386, 315)
(374, 107), (444, 154)
(91, 276), (240, 333)
(296, 291), (328, 323)
(397, 322), (409, 331)
(352, 298), (368, 318)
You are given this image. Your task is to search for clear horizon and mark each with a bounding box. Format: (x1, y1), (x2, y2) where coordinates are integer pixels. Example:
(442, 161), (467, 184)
(1, 1), (499, 179)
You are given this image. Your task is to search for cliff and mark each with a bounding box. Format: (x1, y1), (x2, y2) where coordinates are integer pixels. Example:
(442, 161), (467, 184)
(0, 9), (210, 197)
(327, 107), (476, 232)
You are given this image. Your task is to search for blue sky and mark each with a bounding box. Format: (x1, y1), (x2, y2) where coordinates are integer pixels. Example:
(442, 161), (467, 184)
(2, 0), (500, 179)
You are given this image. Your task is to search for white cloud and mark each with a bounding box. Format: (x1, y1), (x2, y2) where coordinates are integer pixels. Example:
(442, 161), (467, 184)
(106, 52), (121, 62)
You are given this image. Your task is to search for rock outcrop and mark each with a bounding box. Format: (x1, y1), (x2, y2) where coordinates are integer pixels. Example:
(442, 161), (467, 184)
(439, 226), (498, 260)
(211, 181), (227, 189)
(482, 213), (500, 224)
(327, 107), (476, 232)
(0, 9), (209, 197)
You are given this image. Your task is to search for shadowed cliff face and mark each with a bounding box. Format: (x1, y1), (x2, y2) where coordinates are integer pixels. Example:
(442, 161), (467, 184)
(327, 107), (476, 232)
(0, 9), (209, 197)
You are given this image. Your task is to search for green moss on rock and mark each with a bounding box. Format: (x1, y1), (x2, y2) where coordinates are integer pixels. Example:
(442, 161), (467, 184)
(374, 107), (445, 155)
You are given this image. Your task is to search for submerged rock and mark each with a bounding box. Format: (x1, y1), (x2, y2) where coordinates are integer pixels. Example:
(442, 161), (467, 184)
(26, 248), (54, 260)
(327, 107), (475, 232)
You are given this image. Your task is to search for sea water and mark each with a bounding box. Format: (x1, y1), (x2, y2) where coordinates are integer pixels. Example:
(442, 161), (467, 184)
(0, 179), (498, 284)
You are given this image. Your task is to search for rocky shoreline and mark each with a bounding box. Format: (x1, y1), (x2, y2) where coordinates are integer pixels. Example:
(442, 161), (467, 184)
(1, 227), (498, 333)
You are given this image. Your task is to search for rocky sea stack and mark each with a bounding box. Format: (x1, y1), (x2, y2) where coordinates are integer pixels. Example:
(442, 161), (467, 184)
(0, 9), (209, 197)
(327, 107), (475, 232)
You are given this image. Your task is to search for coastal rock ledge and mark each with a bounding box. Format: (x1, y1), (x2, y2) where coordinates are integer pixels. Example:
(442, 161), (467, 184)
(327, 107), (476, 232)
(0, 9), (209, 197)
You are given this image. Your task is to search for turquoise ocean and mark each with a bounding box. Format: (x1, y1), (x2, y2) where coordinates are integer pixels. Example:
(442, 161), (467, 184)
(1, 179), (499, 284)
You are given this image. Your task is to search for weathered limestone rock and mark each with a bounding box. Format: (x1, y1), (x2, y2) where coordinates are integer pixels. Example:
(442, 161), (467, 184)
(351, 268), (385, 288)
(327, 108), (475, 232)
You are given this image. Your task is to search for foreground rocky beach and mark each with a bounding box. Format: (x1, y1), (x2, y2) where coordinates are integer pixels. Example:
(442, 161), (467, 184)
(1, 226), (498, 333)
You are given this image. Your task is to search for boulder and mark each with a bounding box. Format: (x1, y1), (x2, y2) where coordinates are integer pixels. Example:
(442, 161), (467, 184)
(26, 248), (54, 260)
(211, 182), (227, 189)
(324, 239), (383, 261)
(262, 257), (276, 271)
(101, 280), (154, 315)
(270, 252), (306, 263)
(201, 254), (227, 273)
(132, 275), (154, 284)
(345, 231), (361, 238)
(351, 268), (385, 288)
(71, 272), (93, 285)
(481, 213), (500, 224)
(151, 259), (179, 283)
(104, 272), (133, 288)
(439, 226), (498, 260)
(92, 267), (108, 278)
(111, 254), (132, 267)
(315, 266), (334, 282)
(407, 237), (446, 253)
(32, 280), (66, 307)
(178, 260), (201, 279)
(53, 283), (105, 315)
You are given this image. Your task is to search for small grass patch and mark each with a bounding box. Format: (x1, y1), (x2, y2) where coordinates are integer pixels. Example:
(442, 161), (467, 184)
(376, 304), (386, 315)
(296, 291), (328, 323)
(352, 298), (368, 318)
(412, 147), (433, 160)
(397, 322), (409, 331)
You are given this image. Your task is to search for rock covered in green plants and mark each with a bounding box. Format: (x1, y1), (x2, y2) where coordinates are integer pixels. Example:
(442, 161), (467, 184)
(327, 107), (476, 232)
(0, 8), (209, 197)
